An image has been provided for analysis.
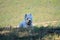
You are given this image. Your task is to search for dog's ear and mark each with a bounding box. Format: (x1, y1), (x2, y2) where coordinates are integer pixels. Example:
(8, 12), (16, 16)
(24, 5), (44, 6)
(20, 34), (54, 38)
(25, 14), (27, 18)
(30, 13), (32, 18)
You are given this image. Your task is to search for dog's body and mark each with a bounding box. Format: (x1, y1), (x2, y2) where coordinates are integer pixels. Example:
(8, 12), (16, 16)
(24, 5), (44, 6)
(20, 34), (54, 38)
(19, 14), (33, 28)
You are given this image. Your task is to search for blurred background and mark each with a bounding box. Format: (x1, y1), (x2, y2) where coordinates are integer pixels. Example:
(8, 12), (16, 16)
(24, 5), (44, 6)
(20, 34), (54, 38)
(0, 0), (60, 40)
(0, 0), (60, 27)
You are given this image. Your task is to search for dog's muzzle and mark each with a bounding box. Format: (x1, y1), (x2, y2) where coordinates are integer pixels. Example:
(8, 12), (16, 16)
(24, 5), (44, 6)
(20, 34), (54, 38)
(27, 20), (32, 25)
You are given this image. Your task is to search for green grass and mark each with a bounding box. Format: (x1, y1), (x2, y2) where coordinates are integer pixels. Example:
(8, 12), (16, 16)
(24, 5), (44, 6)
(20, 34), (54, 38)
(0, 0), (60, 26)
(0, 26), (60, 40)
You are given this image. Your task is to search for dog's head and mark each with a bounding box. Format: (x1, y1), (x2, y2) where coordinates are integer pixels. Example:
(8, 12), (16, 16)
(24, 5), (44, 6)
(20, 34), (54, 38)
(24, 13), (32, 25)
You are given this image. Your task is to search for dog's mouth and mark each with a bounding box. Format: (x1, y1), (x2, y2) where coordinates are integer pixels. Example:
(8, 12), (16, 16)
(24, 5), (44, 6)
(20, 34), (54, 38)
(27, 20), (32, 25)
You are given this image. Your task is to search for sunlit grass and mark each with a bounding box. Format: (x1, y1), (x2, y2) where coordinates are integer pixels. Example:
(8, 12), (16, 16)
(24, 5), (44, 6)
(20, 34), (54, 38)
(0, 0), (60, 26)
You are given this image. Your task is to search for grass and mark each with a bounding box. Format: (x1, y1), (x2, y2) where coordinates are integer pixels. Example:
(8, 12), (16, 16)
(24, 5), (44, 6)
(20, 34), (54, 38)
(0, 0), (60, 26)
(0, 26), (60, 40)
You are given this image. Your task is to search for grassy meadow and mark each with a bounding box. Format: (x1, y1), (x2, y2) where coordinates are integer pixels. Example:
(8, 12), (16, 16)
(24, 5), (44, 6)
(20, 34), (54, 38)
(0, 0), (60, 40)
(0, 0), (60, 26)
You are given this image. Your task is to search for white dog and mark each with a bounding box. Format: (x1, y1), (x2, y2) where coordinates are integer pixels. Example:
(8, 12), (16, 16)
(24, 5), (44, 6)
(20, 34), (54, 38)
(19, 13), (33, 28)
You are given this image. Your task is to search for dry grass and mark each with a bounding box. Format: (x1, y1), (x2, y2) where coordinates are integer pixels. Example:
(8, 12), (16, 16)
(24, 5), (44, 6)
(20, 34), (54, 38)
(0, 0), (60, 26)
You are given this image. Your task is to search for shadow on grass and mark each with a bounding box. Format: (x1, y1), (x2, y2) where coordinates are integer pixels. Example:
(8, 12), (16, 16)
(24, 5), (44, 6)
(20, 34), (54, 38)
(0, 26), (60, 40)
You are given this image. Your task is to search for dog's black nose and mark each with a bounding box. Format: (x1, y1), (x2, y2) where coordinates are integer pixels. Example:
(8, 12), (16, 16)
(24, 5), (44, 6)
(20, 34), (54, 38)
(27, 20), (31, 25)
(29, 20), (31, 22)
